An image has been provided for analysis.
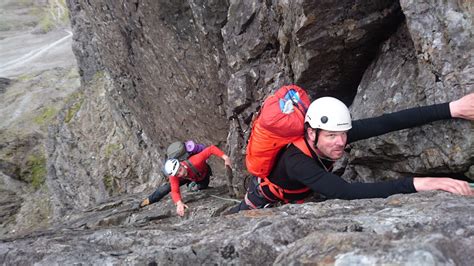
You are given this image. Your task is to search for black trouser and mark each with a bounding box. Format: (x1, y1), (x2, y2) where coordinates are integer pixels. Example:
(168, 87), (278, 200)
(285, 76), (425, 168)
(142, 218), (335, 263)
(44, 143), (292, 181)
(148, 166), (211, 204)
(228, 176), (277, 214)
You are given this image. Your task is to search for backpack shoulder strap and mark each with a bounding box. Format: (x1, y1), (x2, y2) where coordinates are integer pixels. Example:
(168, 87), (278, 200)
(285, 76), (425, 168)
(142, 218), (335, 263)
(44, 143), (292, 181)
(292, 137), (312, 157)
(293, 137), (334, 172)
(184, 159), (202, 178)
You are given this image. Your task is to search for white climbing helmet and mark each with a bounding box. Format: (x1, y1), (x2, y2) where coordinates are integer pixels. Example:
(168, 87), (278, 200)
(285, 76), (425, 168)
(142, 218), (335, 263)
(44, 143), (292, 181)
(304, 97), (352, 131)
(164, 159), (180, 176)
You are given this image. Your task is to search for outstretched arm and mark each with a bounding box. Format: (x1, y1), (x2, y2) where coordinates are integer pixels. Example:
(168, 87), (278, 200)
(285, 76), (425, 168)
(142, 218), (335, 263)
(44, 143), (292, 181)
(413, 177), (473, 196)
(288, 146), (473, 199)
(349, 92), (474, 143)
(193, 145), (232, 168)
(169, 176), (190, 216)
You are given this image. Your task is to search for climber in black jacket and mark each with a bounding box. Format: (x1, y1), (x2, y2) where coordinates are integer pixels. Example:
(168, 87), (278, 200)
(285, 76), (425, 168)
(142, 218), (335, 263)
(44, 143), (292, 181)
(230, 93), (474, 212)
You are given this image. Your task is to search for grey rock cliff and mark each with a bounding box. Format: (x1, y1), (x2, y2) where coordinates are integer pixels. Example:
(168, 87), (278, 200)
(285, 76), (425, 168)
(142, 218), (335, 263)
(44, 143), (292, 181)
(64, 0), (423, 196)
(1, 0), (473, 264)
(47, 73), (162, 221)
(1, 192), (473, 265)
(347, 1), (473, 182)
(67, 0), (229, 151)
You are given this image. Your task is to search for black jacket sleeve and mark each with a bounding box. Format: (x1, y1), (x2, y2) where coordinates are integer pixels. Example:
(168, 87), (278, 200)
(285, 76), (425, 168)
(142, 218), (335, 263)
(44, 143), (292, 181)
(348, 102), (451, 143)
(285, 149), (417, 199)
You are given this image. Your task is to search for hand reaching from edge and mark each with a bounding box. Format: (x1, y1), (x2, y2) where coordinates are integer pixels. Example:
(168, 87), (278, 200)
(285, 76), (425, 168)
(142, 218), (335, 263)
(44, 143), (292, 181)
(413, 177), (473, 196)
(176, 200), (188, 216)
(222, 155), (232, 169)
(449, 93), (474, 120)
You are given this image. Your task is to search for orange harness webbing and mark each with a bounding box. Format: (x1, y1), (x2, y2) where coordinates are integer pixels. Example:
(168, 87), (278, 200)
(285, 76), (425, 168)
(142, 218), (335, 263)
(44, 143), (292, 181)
(258, 137), (311, 202)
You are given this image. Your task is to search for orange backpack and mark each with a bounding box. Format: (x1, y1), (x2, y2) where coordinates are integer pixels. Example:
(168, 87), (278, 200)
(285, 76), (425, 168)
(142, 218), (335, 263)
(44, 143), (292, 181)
(246, 85), (310, 179)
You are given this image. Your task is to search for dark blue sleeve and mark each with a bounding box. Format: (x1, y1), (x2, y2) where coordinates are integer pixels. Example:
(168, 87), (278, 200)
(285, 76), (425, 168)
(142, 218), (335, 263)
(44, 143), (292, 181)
(348, 102), (451, 143)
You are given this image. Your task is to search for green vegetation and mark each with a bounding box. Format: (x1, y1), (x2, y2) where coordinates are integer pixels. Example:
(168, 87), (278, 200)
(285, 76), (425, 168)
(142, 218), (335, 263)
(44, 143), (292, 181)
(93, 71), (106, 81)
(31, 0), (70, 33)
(17, 73), (35, 82)
(24, 153), (47, 189)
(38, 14), (55, 33)
(104, 143), (123, 158)
(28, 6), (43, 18)
(64, 92), (84, 123)
(34, 106), (57, 126)
(103, 174), (113, 191)
(66, 67), (80, 79)
(57, 0), (70, 24)
(66, 91), (84, 102)
(103, 174), (121, 194)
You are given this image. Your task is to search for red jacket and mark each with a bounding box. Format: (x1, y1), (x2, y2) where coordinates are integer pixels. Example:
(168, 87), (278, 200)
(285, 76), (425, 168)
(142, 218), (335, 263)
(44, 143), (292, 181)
(170, 145), (224, 203)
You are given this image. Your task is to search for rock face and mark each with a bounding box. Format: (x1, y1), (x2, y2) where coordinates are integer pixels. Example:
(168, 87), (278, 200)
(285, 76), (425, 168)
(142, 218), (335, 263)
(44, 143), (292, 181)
(0, 78), (9, 94)
(67, 0), (230, 150)
(0, 0), (81, 236)
(68, 0), (470, 196)
(46, 73), (162, 220)
(1, 0), (473, 264)
(66, 0), (440, 197)
(347, 1), (474, 182)
(1, 192), (473, 265)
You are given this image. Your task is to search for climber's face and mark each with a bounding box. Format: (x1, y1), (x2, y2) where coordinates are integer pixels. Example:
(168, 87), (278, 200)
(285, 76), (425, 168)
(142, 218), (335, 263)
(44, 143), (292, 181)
(176, 164), (187, 178)
(316, 129), (347, 160)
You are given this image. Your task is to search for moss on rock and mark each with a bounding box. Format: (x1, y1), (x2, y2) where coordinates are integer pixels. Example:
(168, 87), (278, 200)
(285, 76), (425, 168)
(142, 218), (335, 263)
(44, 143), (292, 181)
(22, 153), (47, 189)
(103, 174), (122, 195)
(33, 106), (57, 126)
(104, 143), (123, 158)
(64, 94), (84, 123)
